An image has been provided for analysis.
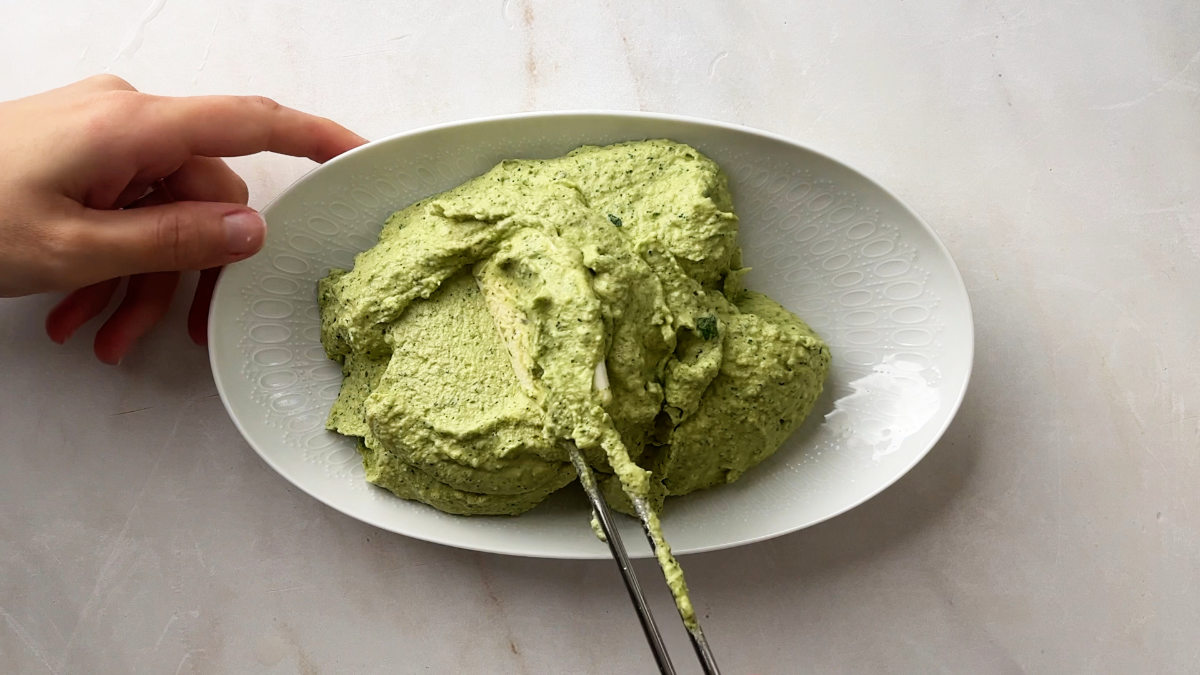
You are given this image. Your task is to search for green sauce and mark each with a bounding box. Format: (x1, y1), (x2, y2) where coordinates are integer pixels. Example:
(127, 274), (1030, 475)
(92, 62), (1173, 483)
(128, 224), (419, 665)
(318, 140), (831, 623)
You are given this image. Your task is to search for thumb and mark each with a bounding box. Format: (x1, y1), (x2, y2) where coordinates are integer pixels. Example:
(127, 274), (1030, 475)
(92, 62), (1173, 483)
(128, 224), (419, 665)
(77, 201), (265, 282)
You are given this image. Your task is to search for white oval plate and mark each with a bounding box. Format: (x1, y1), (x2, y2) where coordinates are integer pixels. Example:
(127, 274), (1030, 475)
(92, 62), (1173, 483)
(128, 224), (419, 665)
(209, 112), (973, 559)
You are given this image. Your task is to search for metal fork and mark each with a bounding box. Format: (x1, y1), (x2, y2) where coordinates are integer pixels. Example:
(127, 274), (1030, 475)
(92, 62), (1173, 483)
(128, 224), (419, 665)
(567, 446), (721, 675)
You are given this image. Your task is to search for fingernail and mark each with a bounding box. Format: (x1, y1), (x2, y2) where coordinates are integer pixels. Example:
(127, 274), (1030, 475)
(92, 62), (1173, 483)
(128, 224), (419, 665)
(223, 210), (266, 257)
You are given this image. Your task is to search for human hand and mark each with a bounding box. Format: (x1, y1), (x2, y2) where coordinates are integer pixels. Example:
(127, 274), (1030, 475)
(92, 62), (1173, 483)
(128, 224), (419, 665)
(0, 75), (367, 363)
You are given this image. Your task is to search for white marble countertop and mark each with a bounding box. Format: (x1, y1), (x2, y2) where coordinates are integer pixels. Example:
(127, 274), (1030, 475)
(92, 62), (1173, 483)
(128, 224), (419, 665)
(2, 2), (1197, 672)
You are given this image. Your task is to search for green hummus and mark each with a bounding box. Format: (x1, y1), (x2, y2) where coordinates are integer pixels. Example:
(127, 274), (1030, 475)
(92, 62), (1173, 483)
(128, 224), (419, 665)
(318, 140), (831, 621)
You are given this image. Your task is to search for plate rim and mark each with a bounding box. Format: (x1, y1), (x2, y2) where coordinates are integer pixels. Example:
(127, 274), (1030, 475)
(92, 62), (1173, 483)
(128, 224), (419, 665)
(208, 110), (975, 559)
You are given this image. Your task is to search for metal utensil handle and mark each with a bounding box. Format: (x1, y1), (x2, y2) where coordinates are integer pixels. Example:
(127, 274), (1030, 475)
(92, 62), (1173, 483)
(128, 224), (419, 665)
(631, 496), (722, 675)
(687, 623), (720, 675)
(567, 447), (676, 675)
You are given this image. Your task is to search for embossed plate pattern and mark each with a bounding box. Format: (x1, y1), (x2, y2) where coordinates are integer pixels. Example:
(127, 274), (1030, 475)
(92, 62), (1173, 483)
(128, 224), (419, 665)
(209, 112), (973, 559)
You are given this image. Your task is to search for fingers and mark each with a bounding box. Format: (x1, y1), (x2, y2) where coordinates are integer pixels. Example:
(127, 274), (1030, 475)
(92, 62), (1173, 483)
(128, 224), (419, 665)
(42, 155), (255, 359)
(145, 95), (367, 164)
(164, 156), (249, 205)
(45, 278), (121, 344)
(132, 157), (244, 347)
(93, 272), (180, 364)
(116, 157), (248, 341)
(161, 157), (245, 345)
(57, 201), (265, 288)
(188, 268), (221, 345)
(55, 90), (364, 207)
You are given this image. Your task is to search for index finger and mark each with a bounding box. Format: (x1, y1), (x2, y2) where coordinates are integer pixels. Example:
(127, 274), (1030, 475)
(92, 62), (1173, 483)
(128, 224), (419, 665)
(144, 95), (368, 164)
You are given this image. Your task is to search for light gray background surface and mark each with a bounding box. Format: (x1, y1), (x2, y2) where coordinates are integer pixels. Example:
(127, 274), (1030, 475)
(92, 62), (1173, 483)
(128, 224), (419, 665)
(2, 2), (1197, 673)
